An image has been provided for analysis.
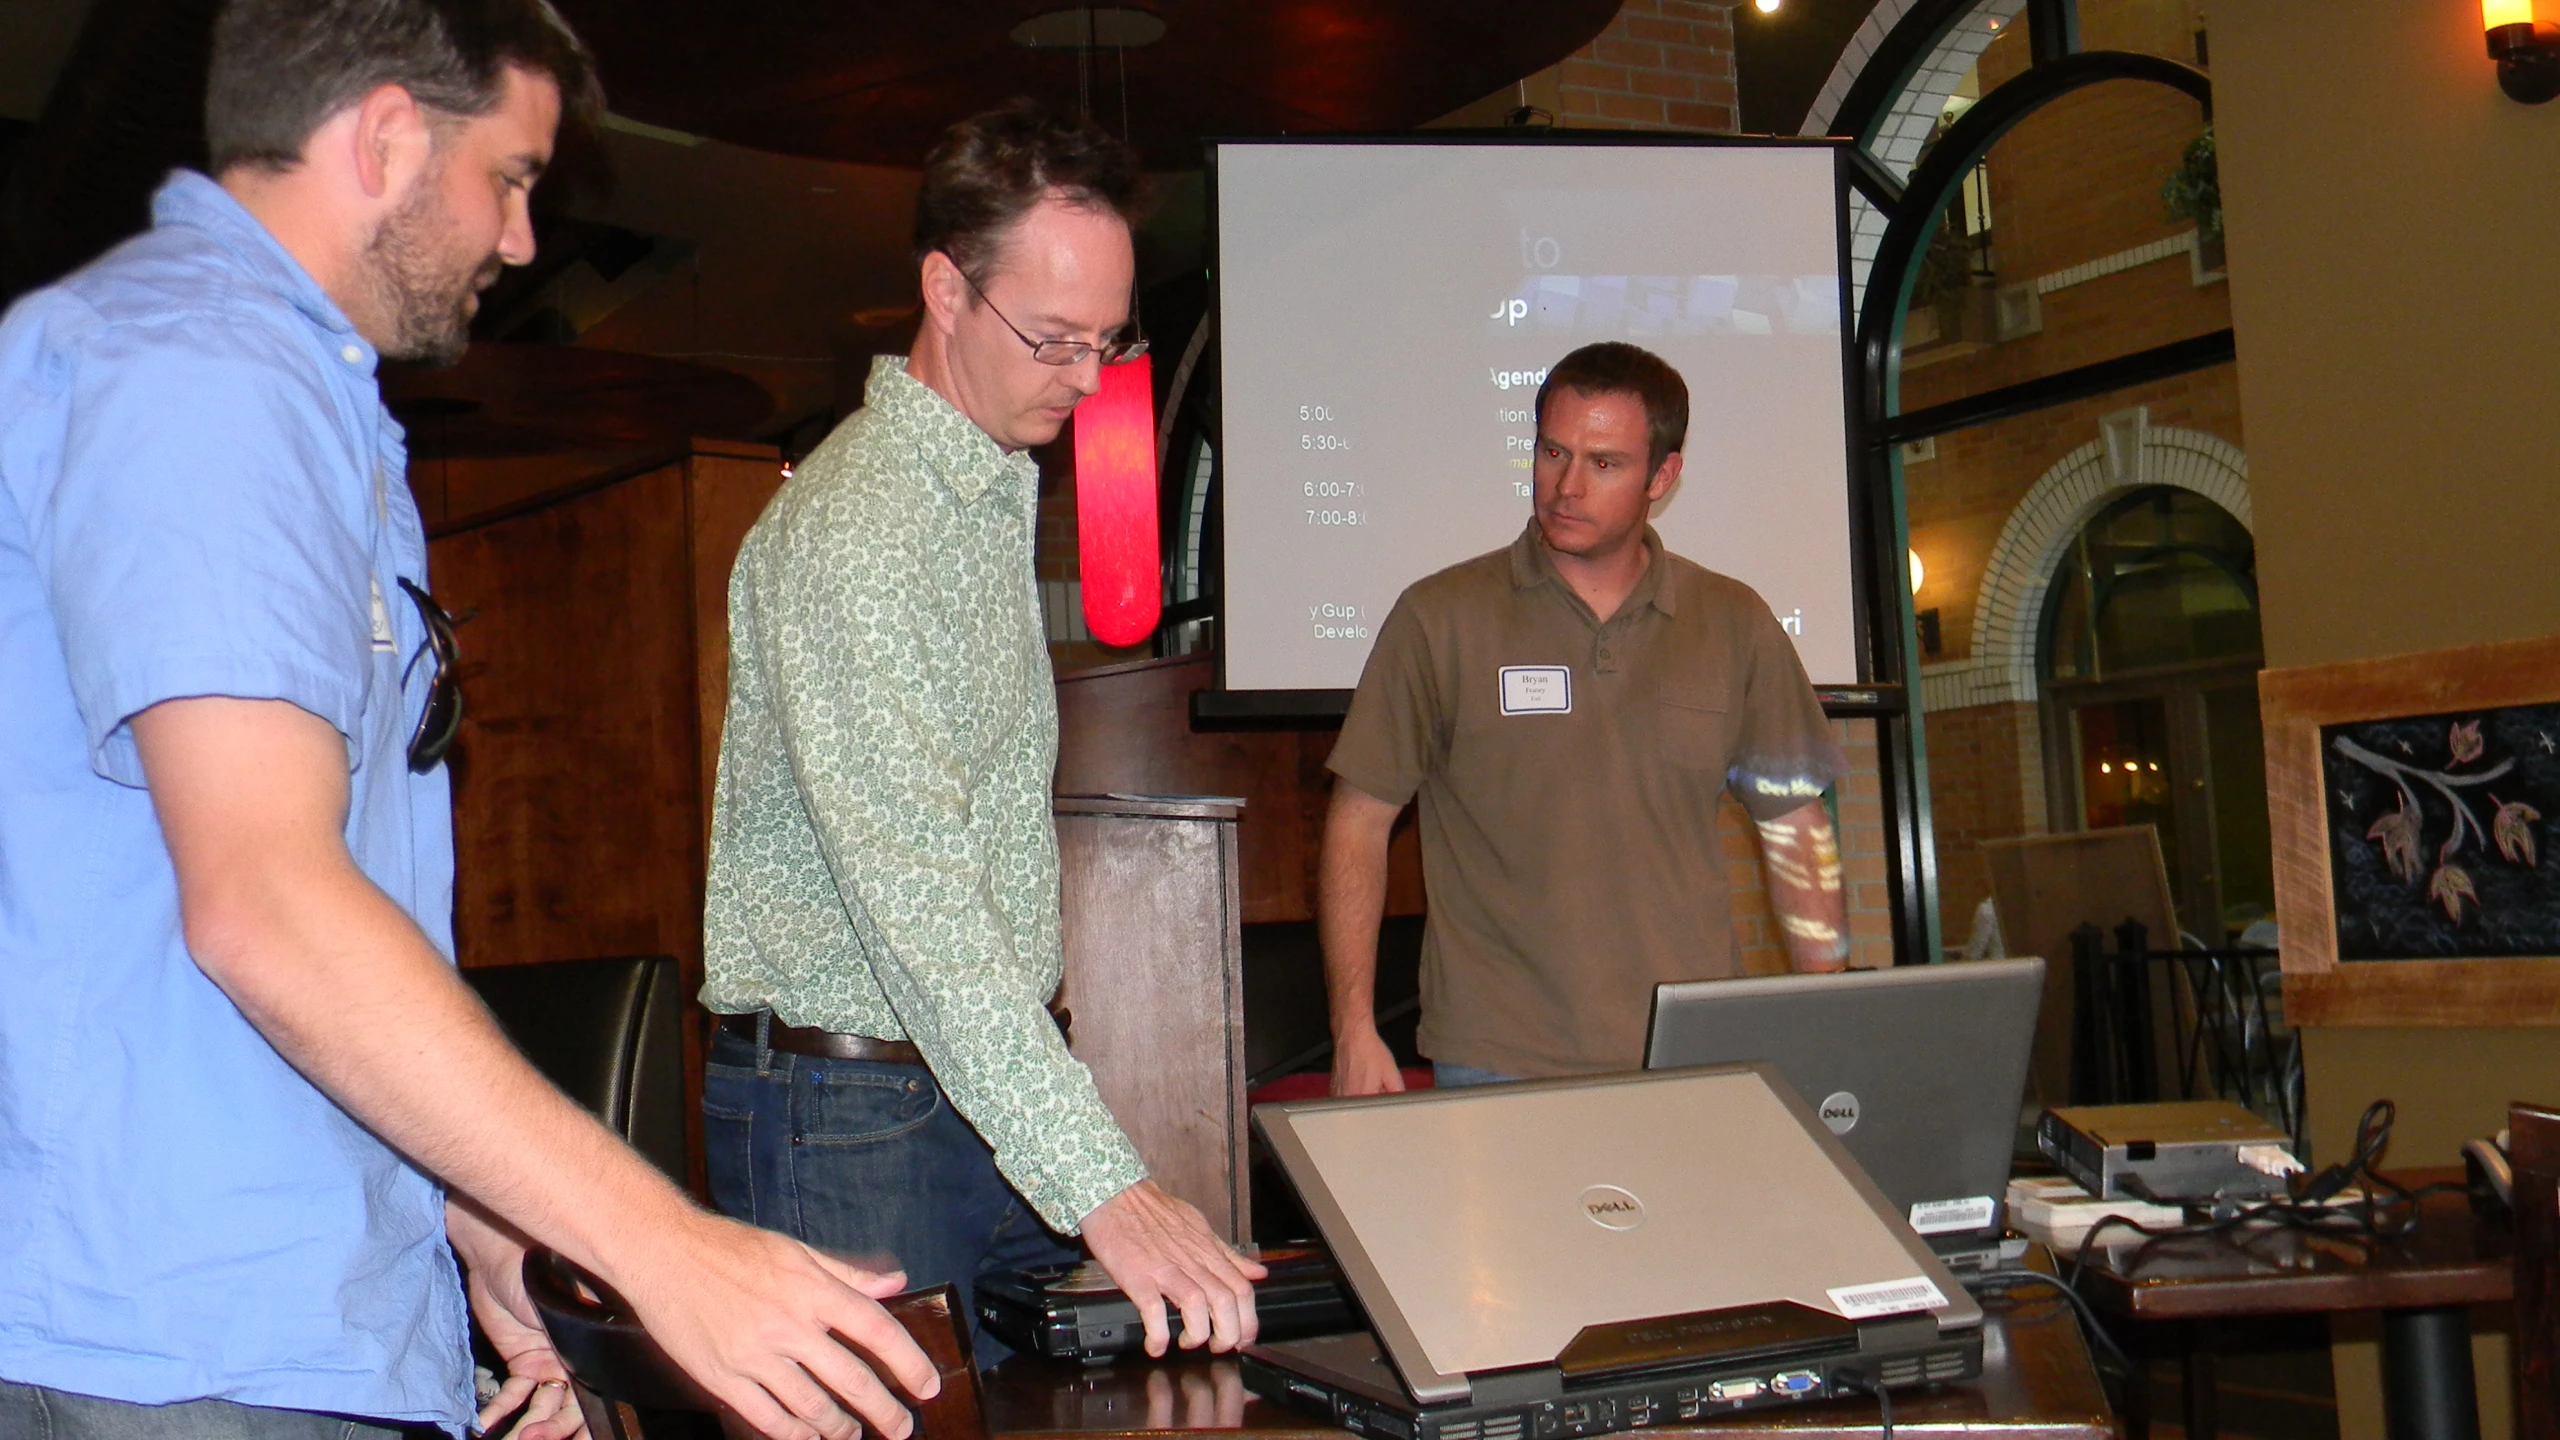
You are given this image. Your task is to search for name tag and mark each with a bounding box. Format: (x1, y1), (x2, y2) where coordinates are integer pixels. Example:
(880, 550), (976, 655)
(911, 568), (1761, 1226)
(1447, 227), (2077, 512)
(1498, 665), (1572, 715)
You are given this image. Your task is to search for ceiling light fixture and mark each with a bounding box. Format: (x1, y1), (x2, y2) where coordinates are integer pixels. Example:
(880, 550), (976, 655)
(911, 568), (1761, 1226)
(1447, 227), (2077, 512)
(1010, 7), (1166, 49)
(2484, 0), (2560, 102)
(1754, 0), (1781, 12)
(1504, 77), (1556, 128)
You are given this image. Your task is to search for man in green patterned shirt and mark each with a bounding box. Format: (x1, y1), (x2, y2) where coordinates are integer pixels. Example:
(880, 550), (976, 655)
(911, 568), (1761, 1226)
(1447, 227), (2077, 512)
(700, 103), (1263, 1364)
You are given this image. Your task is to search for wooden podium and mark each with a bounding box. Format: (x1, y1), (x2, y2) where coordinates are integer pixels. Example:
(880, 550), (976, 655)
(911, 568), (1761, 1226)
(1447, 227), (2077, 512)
(1054, 795), (1250, 1243)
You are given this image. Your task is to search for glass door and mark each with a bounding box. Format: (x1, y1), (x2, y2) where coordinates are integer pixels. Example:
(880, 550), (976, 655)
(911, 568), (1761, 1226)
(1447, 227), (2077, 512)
(2055, 678), (2270, 942)
(2041, 488), (2271, 942)
(2071, 694), (2182, 904)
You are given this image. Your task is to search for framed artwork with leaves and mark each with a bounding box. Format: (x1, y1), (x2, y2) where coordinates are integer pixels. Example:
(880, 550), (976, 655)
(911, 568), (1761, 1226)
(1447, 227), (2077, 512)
(2264, 634), (2560, 1024)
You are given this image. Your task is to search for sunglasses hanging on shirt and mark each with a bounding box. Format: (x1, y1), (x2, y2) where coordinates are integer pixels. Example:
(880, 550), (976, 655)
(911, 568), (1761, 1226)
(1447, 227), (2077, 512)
(396, 577), (462, 773)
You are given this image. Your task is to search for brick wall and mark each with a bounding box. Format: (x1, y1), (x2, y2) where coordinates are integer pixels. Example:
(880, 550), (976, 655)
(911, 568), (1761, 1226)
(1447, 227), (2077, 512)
(1556, 0), (1741, 132)
(1922, 700), (2046, 937)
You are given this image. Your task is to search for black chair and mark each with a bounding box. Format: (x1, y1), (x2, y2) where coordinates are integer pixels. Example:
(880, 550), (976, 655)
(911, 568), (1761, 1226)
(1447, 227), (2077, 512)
(2515, 1100), (2558, 1439)
(458, 956), (696, 1435)
(524, 1248), (987, 1440)
(461, 955), (688, 1180)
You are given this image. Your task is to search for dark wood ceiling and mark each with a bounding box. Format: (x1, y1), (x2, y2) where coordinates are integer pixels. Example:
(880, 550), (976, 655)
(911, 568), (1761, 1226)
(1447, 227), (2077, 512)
(548, 0), (1625, 169)
(0, 0), (1631, 452)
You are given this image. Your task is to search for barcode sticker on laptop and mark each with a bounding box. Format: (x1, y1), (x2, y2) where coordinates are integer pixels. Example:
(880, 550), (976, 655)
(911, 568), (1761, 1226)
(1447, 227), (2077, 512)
(1907, 1196), (1998, 1235)
(1825, 1276), (1948, 1320)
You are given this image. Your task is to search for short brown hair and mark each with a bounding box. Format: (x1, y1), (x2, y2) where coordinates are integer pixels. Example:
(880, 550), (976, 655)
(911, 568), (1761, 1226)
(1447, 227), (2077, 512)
(1535, 342), (1690, 475)
(914, 100), (1146, 285)
(207, 0), (600, 175)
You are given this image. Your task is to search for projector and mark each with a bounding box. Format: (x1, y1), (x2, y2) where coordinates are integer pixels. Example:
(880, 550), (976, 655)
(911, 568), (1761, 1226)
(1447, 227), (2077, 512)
(2038, 1101), (2301, 1204)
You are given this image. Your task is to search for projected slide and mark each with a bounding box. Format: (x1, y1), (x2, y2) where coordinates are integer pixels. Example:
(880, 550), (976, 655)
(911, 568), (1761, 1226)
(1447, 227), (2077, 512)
(1216, 141), (1857, 692)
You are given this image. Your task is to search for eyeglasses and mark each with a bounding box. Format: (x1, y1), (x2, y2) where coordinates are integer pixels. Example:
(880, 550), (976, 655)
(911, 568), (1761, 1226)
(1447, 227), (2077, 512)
(961, 270), (1148, 367)
(397, 577), (462, 773)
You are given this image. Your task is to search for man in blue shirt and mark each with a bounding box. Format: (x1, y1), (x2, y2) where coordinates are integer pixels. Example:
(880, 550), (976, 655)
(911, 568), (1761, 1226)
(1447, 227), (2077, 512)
(0, 3), (935, 1437)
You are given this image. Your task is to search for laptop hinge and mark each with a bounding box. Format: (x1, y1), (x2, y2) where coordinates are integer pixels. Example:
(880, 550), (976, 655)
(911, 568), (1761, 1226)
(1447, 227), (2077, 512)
(1855, 1314), (1940, 1354)
(1554, 1302), (1856, 1384)
(1465, 1365), (1563, 1407)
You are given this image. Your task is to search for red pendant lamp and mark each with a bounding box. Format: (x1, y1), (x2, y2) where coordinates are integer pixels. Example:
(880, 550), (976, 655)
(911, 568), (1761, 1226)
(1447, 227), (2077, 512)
(1072, 354), (1161, 646)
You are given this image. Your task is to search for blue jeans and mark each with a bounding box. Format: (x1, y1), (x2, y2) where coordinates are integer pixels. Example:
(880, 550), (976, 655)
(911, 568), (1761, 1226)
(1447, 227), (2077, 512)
(0, 1382), (400, 1440)
(702, 1025), (1079, 1365)
(1432, 1062), (1518, 1088)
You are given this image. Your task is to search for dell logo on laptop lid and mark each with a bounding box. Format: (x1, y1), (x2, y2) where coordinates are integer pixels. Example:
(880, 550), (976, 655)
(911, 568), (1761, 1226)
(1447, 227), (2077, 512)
(1579, 1185), (1645, 1230)
(1819, 1092), (1861, 1134)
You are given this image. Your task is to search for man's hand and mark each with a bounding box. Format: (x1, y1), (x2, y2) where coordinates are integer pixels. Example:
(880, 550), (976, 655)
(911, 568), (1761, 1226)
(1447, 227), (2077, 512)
(1330, 1026), (1408, 1098)
(458, 1202), (941, 1440)
(449, 1198), (587, 1440)
(1079, 1180), (1267, 1357)
(609, 1211), (939, 1440)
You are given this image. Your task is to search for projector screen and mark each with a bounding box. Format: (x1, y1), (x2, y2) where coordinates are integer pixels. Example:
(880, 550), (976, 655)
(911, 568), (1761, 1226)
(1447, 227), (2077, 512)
(1213, 138), (1860, 693)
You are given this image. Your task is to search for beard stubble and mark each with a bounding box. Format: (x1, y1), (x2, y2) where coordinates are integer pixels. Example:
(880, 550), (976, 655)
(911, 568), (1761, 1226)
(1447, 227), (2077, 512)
(363, 171), (503, 366)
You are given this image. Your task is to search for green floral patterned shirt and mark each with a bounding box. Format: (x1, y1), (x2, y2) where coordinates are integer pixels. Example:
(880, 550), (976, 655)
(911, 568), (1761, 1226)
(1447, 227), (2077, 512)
(702, 355), (1146, 1230)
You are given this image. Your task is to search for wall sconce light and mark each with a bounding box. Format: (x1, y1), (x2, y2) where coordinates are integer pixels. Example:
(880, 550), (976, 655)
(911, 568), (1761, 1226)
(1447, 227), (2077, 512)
(1907, 549), (1926, 596)
(2485, 1), (2560, 103)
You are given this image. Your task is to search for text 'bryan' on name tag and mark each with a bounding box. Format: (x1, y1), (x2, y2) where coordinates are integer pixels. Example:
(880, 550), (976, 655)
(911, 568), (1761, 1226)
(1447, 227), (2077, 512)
(1499, 665), (1573, 716)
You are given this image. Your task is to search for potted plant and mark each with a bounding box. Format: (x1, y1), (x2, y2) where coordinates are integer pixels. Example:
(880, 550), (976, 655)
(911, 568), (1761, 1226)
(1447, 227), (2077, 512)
(2163, 125), (2223, 273)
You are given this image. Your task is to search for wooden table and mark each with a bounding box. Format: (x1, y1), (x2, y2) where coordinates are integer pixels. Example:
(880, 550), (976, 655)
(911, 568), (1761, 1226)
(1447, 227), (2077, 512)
(981, 1281), (2117, 1440)
(2063, 1171), (2510, 1440)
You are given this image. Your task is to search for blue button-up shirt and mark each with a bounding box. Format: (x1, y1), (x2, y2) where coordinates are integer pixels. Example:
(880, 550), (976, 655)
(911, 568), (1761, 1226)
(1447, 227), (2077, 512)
(0, 172), (469, 1427)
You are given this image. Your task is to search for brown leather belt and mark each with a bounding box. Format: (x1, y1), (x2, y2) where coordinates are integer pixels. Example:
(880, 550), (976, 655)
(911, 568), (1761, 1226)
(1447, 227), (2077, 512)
(716, 1013), (924, 1065)
(715, 1006), (1072, 1066)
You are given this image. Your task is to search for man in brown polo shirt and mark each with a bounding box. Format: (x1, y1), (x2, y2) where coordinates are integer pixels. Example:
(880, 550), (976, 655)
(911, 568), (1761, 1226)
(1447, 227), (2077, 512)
(1323, 341), (1852, 1093)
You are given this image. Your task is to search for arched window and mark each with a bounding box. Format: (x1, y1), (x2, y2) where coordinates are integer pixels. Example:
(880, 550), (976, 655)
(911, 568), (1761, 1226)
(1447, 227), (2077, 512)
(2042, 486), (2258, 684)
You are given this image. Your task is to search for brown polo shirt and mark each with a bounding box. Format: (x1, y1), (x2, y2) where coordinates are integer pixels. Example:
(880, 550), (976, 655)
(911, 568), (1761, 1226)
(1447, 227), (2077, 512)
(1329, 521), (1846, 1078)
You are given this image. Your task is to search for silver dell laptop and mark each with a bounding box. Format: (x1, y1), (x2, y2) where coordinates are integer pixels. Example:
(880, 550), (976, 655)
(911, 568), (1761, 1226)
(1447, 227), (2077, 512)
(1645, 957), (2045, 1265)
(1243, 1066), (1983, 1437)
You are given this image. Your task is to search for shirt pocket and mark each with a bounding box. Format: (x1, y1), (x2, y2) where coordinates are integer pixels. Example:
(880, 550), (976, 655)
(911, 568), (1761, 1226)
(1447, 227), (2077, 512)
(1655, 684), (1733, 774)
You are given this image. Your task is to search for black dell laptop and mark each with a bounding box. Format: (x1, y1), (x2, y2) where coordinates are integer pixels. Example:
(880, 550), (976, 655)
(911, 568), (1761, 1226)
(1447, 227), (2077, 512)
(975, 1247), (1356, 1363)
